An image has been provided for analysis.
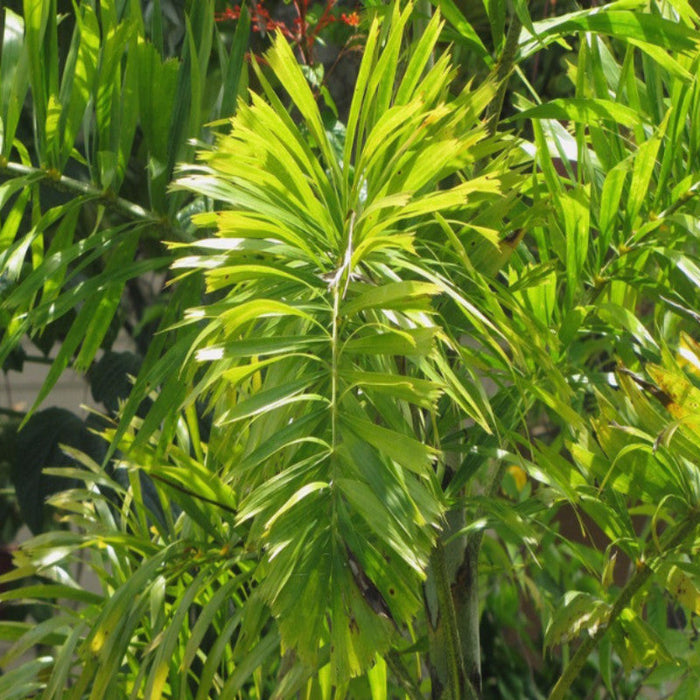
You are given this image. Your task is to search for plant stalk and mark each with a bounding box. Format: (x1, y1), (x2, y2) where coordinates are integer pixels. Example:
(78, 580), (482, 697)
(385, 651), (425, 700)
(442, 11), (525, 693)
(433, 538), (478, 700)
(484, 13), (523, 138)
(0, 160), (190, 241)
(548, 511), (700, 700)
(330, 283), (340, 454)
(453, 534), (483, 697)
(451, 448), (511, 696)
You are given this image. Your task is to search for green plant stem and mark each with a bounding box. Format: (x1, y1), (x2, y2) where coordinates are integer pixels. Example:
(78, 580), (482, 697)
(384, 651), (425, 700)
(452, 449), (511, 695)
(330, 283), (340, 454)
(548, 511), (700, 700)
(484, 13), (523, 138)
(0, 160), (190, 241)
(433, 538), (476, 700)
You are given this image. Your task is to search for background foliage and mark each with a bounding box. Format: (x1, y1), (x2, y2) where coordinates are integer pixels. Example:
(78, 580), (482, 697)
(1, 0), (700, 698)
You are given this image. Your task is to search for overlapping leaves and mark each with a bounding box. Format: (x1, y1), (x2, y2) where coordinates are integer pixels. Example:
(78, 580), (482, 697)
(0, 0), (248, 414)
(169, 3), (516, 678)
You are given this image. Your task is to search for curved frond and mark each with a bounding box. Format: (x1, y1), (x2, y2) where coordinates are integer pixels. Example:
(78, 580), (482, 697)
(170, 3), (515, 679)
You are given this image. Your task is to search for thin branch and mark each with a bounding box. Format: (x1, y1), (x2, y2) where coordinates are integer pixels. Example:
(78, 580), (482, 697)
(628, 665), (656, 700)
(548, 511), (700, 700)
(0, 159), (191, 242)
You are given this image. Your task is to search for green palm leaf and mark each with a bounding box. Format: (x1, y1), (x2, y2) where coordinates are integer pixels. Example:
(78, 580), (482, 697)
(166, 2), (513, 680)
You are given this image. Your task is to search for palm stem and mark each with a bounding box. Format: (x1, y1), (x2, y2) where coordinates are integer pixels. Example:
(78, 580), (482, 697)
(330, 282), (340, 455)
(433, 539), (477, 700)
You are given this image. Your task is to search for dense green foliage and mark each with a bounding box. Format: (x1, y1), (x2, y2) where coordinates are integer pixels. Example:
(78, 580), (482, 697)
(2, 0), (700, 698)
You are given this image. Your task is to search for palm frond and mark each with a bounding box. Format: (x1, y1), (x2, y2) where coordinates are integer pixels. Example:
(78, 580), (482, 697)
(167, 3), (517, 679)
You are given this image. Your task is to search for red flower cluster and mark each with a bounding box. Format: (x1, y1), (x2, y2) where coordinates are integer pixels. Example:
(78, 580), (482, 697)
(216, 4), (294, 38)
(340, 11), (360, 26)
(216, 1), (361, 63)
